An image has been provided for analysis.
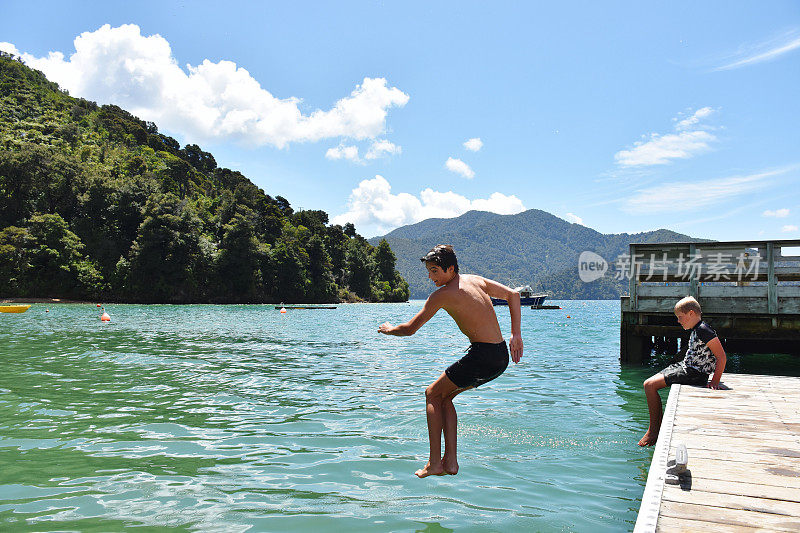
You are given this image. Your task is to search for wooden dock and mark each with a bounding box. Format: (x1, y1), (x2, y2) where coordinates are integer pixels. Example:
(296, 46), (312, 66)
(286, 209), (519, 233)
(635, 373), (800, 532)
(621, 239), (800, 363)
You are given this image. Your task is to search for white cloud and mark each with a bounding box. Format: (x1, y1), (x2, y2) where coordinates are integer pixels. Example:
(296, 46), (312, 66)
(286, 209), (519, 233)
(763, 208), (790, 218)
(332, 175), (525, 235)
(471, 192), (526, 215)
(783, 225), (799, 233)
(325, 139), (400, 163)
(717, 31), (800, 70)
(0, 42), (20, 56)
(565, 213), (584, 225)
(623, 168), (789, 214)
(463, 137), (483, 152)
(8, 24), (409, 148)
(365, 139), (401, 160)
(675, 107), (715, 130)
(445, 157), (475, 179)
(325, 144), (360, 162)
(615, 107), (717, 167)
(615, 130), (716, 166)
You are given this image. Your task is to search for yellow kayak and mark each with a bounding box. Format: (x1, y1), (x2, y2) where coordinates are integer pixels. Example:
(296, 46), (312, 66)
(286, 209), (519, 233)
(0, 304), (31, 313)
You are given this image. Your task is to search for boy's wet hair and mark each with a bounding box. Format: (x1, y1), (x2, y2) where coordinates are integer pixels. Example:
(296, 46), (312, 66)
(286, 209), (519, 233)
(421, 244), (459, 273)
(675, 295), (701, 315)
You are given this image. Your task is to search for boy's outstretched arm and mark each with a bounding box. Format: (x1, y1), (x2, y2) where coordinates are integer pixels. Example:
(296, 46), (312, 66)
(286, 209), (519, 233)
(483, 278), (524, 363)
(707, 337), (726, 389)
(379, 296), (441, 337)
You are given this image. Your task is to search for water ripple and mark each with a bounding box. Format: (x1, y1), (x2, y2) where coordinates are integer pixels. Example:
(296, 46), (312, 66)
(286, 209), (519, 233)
(0, 302), (655, 531)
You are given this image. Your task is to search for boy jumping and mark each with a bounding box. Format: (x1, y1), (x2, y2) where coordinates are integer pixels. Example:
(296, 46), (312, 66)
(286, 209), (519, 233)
(378, 245), (523, 477)
(639, 295), (727, 446)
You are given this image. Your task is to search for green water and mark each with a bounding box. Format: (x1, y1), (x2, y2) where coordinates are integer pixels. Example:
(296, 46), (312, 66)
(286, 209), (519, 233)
(3, 300), (774, 532)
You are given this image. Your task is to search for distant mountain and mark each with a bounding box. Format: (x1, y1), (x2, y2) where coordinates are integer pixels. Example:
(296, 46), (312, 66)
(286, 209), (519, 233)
(369, 209), (709, 299)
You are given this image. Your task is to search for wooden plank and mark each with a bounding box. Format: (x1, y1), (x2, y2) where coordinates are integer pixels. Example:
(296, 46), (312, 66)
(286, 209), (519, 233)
(673, 416), (800, 435)
(674, 400), (800, 412)
(631, 242), (639, 312)
(768, 242), (778, 314)
(662, 476), (800, 503)
(656, 515), (763, 532)
(639, 285), (695, 298)
(676, 387), (800, 399)
(635, 297), (772, 313)
(659, 500), (800, 532)
(689, 244), (698, 299)
(672, 436), (800, 458)
(630, 239), (800, 250)
(662, 489), (800, 518)
(637, 285), (800, 298)
(667, 463), (800, 489)
(674, 403), (800, 417)
(677, 448), (800, 469)
(675, 402), (800, 411)
(672, 426), (800, 443)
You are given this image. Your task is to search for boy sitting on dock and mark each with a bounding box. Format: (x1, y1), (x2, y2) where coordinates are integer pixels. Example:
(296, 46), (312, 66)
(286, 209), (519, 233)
(378, 245), (523, 477)
(639, 296), (727, 446)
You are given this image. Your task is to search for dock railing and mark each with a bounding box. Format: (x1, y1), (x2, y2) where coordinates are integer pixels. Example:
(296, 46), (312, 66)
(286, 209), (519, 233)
(620, 239), (800, 363)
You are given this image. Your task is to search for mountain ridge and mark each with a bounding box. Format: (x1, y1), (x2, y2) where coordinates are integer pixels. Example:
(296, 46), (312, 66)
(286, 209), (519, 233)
(369, 209), (709, 299)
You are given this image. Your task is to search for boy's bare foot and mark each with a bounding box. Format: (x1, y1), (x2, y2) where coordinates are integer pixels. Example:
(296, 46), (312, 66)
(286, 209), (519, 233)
(638, 429), (659, 447)
(415, 460), (446, 478)
(442, 454), (459, 475)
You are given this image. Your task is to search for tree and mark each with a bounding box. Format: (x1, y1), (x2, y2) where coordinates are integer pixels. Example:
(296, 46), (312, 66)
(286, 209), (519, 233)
(373, 239), (396, 283)
(306, 234), (337, 302)
(275, 195), (293, 217)
(293, 210), (328, 232)
(271, 241), (308, 302)
(24, 213), (103, 298)
(325, 225), (350, 286)
(162, 154), (192, 199)
(181, 144), (217, 173)
(125, 194), (203, 302)
(345, 239), (374, 299)
(0, 225), (34, 294)
(215, 212), (261, 299)
(0, 145), (81, 227)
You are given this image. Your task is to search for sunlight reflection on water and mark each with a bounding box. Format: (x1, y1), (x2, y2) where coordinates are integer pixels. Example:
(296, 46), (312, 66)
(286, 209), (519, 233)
(0, 301), (659, 531)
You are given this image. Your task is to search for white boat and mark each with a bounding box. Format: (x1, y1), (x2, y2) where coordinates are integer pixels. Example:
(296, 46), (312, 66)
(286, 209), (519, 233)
(491, 285), (548, 306)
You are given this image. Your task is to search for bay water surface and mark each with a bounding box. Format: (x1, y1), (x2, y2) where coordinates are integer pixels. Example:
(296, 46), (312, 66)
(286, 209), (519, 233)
(3, 300), (790, 531)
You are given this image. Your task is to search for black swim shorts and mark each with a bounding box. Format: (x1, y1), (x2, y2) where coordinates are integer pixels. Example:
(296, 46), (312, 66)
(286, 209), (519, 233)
(445, 341), (509, 389)
(661, 362), (709, 386)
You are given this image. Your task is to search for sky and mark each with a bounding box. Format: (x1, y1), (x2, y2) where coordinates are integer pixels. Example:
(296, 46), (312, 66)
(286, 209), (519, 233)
(2, 1), (799, 240)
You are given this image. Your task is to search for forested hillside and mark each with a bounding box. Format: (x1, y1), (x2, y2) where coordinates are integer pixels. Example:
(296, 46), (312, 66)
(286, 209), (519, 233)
(370, 210), (709, 299)
(0, 53), (409, 303)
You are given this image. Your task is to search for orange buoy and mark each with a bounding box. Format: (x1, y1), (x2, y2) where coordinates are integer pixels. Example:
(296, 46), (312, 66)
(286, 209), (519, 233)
(566, 315), (571, 318)
(280, 307), (287, 314)
(97, 303), (102, 307)
(101, 312), (111, 322)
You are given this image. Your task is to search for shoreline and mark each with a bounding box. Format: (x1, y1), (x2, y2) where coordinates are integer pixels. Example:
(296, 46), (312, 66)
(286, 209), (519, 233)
(1, 298), (407, 305)
(2, 297), (95, 304)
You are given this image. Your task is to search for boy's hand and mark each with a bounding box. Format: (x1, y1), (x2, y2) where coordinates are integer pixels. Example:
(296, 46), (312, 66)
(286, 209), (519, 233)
(378, 322), (394, 335)
(509, 334), (523, 363)
(707, 380), (722, 390)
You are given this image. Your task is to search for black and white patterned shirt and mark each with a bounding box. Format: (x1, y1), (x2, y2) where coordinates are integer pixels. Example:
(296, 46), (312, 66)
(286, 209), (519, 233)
(683, 321), (718, 374)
